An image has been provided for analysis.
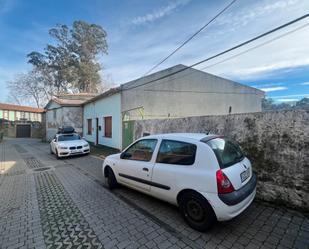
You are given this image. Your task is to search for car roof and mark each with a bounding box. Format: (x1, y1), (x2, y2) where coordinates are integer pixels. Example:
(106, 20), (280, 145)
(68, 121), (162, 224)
(141, 133), (220, 142)
(56, 133), (78, 136)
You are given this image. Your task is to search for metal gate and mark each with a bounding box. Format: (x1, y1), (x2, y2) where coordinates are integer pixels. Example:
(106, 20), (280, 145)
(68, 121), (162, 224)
(16, 124), (31, 138)
(122, 121), (134, 149)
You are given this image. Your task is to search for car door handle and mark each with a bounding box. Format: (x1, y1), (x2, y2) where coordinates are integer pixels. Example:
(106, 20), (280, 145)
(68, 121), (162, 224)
(142, 167), (149, 172)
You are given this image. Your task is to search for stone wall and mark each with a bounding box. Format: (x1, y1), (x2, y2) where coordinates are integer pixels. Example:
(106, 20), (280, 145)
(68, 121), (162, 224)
(0, 121), (43, 139)
(134, 109), (309, 211)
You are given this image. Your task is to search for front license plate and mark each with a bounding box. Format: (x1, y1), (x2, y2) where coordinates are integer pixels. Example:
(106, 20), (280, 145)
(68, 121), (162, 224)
(71, 150), (82, 154)
(240, 168), (250, 182)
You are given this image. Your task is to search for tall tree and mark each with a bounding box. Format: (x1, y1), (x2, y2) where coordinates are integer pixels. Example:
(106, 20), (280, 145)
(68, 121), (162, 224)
(27, 21), (108, 94)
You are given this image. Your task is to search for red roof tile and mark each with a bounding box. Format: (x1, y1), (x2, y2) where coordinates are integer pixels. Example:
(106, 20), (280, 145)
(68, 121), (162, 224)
(0, 103), (45, 113)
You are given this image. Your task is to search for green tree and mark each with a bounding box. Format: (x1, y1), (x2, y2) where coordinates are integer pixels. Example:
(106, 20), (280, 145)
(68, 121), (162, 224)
(27, 21), (108, 94)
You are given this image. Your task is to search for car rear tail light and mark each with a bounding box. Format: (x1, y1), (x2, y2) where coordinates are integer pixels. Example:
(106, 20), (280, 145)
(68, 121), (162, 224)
(216, 169), (235, 194)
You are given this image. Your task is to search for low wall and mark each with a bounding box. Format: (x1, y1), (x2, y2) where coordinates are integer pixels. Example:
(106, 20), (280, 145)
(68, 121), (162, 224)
(134, 109), (309, 211)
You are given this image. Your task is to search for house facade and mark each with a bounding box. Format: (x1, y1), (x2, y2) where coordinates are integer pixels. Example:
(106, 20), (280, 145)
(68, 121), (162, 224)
(45, 93), (96, 141)
(83, 64), (264, 149)
(83, 88), (122, 150)
(0, 103), (45, 138)
(121, 64), (264, 120)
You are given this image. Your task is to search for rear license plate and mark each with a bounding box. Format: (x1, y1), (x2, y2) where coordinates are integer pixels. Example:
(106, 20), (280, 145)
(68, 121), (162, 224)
(240, 168), (250, 182)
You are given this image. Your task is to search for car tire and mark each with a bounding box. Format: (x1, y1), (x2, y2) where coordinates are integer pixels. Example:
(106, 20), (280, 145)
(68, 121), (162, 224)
(179, 191), (216, 231)
(55, 149), (60, 160)
(105, 167), (118, 190)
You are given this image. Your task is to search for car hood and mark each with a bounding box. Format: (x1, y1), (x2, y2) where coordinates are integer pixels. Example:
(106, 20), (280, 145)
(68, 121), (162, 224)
(106, 153), (121, 160)
(58, 140), (88, 147)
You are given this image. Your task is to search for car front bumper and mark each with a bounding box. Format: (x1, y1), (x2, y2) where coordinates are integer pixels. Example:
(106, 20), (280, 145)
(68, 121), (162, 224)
(201, 173), (257, 221)
(58, 147), (90, 157)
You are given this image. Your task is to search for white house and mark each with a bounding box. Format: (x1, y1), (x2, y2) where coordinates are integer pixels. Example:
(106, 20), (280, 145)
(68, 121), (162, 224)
(82, 64), (264, 150)
(82, 88), (122, 150)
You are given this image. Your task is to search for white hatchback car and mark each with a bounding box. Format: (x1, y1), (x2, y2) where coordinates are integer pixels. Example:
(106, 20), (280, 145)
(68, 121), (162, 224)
(50, 133), (90, 159)
(103, 133), (256, 231)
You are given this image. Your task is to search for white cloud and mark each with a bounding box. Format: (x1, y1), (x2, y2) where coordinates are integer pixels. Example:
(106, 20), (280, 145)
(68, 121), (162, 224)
(252, 82), (284, 88)
(300, 82), (309, 85)
(272, 94), (309, 98)
(276, 98), (298, 102)
(132, 0), (191, 25)
(259, 86), (287, 92)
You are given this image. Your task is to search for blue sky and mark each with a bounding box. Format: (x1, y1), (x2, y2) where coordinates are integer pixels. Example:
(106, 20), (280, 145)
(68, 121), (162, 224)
(0, 0), (309, 104)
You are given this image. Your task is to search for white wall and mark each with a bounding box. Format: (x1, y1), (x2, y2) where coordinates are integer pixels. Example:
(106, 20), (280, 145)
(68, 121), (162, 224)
(83, 93), (122, 150)
(121, 65), (264, 120)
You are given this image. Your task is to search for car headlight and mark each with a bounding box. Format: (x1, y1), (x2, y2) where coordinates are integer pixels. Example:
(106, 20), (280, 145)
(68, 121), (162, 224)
(83, 144), (89, 147)
(59, 146), (68, 149)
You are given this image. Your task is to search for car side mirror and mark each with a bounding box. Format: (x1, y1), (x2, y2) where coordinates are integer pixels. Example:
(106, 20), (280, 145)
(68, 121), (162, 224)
(52, 139), (56, 142)
(120, 152), (132, 159)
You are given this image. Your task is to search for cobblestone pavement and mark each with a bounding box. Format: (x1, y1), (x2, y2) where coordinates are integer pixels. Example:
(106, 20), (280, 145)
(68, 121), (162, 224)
(0, 138), (308, 249)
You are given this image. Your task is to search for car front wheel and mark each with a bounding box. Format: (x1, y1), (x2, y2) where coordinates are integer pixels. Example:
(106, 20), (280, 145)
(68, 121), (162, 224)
(55, 149), (60, 160)
(105, 167), (118, 190)
(179, 191), (216, 231)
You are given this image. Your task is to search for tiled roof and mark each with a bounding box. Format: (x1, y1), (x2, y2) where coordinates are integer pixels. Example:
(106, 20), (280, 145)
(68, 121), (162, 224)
(82, 87), (121, 105)
(52, 98), (86, 106)
(0, 103), (45, 113)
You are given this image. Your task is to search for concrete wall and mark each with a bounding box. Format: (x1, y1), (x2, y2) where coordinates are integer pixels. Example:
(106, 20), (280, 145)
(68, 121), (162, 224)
(83, 93), (122, 149)
(133, 109), (309, 211)
(46, 101), (83, 141)
(121, 65), (264, 120)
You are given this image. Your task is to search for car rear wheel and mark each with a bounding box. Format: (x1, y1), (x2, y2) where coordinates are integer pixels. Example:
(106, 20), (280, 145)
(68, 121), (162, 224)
(105, 167), (118, 190)
(179, 191), (216, 231)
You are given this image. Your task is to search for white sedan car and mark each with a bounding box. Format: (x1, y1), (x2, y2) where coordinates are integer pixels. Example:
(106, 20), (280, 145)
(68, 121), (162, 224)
(103, 133), (256, 231)
(50, 133), (90, 159)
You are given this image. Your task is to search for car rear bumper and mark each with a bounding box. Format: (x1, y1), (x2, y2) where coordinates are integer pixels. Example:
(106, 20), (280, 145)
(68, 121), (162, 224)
(201, 173), (257, 221)
(218, 173), (257, 206)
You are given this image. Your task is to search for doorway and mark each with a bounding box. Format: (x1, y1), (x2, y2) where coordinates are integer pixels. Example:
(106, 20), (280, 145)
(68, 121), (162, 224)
(16, 124), (31, 138)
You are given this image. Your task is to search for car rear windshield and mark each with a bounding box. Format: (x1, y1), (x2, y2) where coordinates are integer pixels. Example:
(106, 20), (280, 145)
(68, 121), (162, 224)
(58, 134), (81, 141)
(206, 138), (244, 169)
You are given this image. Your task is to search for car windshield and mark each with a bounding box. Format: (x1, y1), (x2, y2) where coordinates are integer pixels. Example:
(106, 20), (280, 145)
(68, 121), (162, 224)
(58, 134), (81, 141)
(206, 138), (244, 169)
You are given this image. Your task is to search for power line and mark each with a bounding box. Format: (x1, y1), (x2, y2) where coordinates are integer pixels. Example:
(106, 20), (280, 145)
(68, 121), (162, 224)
(122, 13), (309, 92)
(139, 22), (309, 92)
(200, 22), (309, 71)
(142, 0), (238, 76)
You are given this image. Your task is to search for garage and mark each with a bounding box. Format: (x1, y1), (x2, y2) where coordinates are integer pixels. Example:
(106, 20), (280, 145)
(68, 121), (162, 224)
(16, 124), (31, 138)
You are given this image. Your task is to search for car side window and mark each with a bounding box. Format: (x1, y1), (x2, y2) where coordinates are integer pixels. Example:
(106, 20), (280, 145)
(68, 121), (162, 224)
(123, 139), (157, 162)
(156, 140), (197, 165)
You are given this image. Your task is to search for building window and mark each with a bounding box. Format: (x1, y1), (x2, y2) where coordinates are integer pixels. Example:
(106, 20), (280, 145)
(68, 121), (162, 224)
(104, 116), (112, 138)
(87, 119), (92, 135)
(53, 109), (57, 119)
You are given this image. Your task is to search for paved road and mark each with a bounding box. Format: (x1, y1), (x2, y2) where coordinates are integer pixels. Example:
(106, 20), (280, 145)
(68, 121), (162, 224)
(0, 138), (308, 249)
